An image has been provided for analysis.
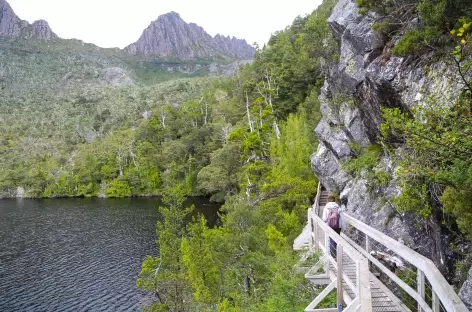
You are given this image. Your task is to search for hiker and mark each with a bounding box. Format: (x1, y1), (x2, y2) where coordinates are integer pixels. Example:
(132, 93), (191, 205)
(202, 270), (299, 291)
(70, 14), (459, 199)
(322, 195), (346, 258)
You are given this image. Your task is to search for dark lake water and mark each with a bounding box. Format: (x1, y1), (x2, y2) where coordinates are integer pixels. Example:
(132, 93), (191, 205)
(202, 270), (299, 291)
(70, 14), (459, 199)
(0, 197), (220, 312)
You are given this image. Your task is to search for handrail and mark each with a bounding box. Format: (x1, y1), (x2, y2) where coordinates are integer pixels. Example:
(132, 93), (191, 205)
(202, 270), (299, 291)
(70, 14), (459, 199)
(345, 214), (468, 312)
(308, 206), (372, 312)
(312, 211), (365, 263)
(306, 182), (322, 253)
(314, 182), (322, 217)
(312, 210), (361, 296)
(342, 233), (432, 312)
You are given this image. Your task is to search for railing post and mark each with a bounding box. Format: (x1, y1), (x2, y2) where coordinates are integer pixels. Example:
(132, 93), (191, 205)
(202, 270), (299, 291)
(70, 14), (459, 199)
(358, 259), (373, 312)
(313, 216), (318, 253)
(308, 208), (313, 254)
(337, 244), (343, 312)
(432, 290), (440, 312)
(315, 182), (321, 216)
(365, 236), (371, 268)
(325, 229), (330, 275)
(418, 269), (425, 312)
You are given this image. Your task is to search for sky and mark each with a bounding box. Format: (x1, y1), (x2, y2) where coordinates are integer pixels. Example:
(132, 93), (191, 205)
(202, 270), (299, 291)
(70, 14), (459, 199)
(8, 0), (322, 49)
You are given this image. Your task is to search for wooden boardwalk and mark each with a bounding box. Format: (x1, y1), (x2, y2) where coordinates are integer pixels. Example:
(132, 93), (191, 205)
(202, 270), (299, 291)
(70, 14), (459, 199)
(301, 224), (407, 312)
(294, 184), (468, 312)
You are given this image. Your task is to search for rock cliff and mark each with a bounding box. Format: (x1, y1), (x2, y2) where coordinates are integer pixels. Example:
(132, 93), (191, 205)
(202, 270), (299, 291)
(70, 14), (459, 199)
(100, 67), (135, 86)
(0, 0), (57, 40)
(126, 12), (254, 60)
(30, 20), (57, 40)
(460, 269), (472, 310)
(310, 0), (470, 305)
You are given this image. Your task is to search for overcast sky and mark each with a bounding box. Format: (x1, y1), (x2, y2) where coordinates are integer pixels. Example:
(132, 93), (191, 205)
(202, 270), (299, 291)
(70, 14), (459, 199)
(8, 0), (323, 49)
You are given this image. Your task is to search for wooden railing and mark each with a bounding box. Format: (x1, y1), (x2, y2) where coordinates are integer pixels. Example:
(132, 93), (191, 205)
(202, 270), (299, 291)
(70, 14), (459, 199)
(308, 181), (322, 253)
(342, 215), (468, 312)
(305, 206), (372, 312)
(300, 182), (468, 312)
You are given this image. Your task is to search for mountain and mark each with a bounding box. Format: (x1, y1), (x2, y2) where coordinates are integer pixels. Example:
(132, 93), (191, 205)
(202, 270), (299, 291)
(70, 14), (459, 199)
(0, 0), (57, 40)
(1, 1), (253, 61)
(126, 12), (255, 60)
(0, 0), (255, 61)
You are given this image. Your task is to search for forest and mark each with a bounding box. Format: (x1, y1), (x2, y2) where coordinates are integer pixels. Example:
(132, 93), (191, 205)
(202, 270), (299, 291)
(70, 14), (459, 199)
(2, 0), (472, 310)
(134, 0), (472, 310)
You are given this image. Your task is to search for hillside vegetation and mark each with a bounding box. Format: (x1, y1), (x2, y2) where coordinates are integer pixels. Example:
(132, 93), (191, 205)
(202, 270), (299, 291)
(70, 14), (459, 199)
(132, 0), (341, 310)
(0, 0), (336, 199)
(3, 0), (472, 310)
(0, 0), (339, 309)
(0, 38), (238, 198)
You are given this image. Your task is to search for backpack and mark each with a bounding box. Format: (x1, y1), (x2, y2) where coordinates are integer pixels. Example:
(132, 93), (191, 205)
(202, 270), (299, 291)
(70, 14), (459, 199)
(327, 208), (340, 229)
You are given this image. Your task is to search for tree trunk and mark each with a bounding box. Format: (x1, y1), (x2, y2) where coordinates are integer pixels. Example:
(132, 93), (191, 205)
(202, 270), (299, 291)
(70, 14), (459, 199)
(246, 175), (252, 202)
(273, 120), (281, 140)
(160, 111), (166, 128)
(246, 92), (254, 132)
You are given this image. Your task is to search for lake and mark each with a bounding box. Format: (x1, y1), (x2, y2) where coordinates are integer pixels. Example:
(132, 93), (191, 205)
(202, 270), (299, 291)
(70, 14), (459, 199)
(0, 197), (220, 311)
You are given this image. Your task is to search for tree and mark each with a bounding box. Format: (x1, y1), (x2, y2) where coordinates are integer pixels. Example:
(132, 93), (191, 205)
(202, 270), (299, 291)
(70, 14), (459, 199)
(197, 143), (242, 202)
(181, 216), (221, 307)
(137, 166), (192, 311)
(381, 93), (472, 238)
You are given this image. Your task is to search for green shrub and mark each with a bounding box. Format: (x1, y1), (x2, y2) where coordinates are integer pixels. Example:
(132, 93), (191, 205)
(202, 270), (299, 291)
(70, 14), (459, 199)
(374, 171), (390, 187)
(355, 0), (386, 15)
(392, 31), (424, 56)
(357, 0), (472, 56)
(392, 184), (432, 218)
(396, 269), (418, 311)
(106, 179), (132, 198)
(372, 20), (390, 33)
(343, 144), (392, 192)
(43, 172), (76, 197)
(453, 254), (472, 288)
(343, 144), (383, 176)
(442, 186), (472, 240)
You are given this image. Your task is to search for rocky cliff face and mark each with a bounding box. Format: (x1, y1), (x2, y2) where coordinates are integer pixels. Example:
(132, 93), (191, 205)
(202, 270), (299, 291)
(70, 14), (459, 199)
(126, 12), (254, 60)
(30, 20), (57, 40)
(0, 0), (57, 40)
(213, 34), (254, 60)
(460, 269), (472, 310)
(310, 0), (470, 304)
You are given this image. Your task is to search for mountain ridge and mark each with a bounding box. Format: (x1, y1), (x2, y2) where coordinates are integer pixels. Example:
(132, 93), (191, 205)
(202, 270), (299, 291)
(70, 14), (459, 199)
(0, 1), (254, 61)
(125, 12), (255, 60)
(0, 0), (57, 40)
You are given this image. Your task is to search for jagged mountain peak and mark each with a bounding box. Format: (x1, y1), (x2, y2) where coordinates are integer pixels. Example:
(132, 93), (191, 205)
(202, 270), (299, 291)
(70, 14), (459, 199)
(0, 0), (57, 40)
(0, 2), (253, 60)
(154, 11), (187, 25)
(31, 19), (57, 40)
(160, 11), (182, 19)
(126, 12), (254, 61)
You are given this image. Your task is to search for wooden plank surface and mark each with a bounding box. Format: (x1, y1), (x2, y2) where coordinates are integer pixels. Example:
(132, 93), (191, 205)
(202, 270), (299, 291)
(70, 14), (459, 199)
(345, 215), (469, 312)
(323, 244), (407, 312)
